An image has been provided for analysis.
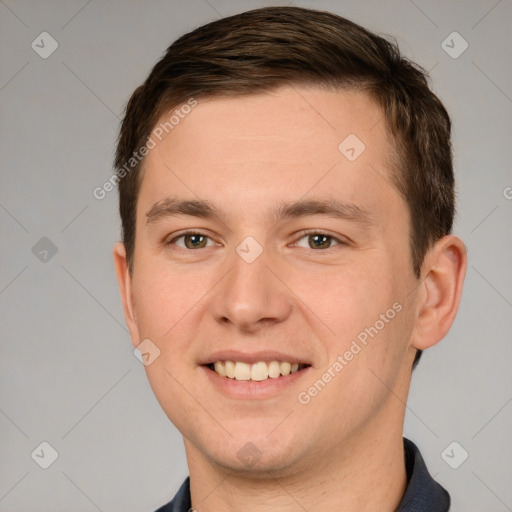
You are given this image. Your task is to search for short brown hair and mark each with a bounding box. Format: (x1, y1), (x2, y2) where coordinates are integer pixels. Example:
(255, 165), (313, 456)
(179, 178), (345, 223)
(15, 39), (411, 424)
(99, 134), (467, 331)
(115, 6), (455, 368)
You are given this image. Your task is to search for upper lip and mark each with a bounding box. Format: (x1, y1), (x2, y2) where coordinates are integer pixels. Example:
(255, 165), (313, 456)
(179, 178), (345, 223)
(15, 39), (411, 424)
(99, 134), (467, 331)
(200, 350), (311, 366)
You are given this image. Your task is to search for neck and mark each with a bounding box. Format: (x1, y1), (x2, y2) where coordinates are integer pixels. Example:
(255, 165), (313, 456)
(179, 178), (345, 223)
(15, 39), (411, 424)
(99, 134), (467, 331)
(185, 415), (408, 511)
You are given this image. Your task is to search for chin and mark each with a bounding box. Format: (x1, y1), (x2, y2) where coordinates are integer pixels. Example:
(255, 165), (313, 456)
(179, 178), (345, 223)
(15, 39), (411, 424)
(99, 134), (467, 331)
(197, 428), (310, 479)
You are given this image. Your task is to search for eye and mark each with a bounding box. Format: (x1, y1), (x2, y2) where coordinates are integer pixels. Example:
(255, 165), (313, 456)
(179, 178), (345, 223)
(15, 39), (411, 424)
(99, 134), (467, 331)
(168, 231), (217, 250)
(293, 231), (346, 250)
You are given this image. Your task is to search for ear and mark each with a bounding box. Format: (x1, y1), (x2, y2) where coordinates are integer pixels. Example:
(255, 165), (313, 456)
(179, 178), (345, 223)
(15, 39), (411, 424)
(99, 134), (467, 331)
(113, 242), (141, 348)
(411, 235), (467, 350)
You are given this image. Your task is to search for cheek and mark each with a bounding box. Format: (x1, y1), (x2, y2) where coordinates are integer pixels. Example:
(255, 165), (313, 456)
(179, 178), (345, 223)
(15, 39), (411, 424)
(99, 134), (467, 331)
(302, 261), (409, 397)
(132, 258), (207, 339)
(290, 260), (396, 341)
(133, 264), (208, 429)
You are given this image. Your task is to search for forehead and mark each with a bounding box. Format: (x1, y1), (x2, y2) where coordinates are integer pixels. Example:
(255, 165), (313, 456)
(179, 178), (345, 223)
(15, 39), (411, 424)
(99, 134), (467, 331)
(137, 86), (403, 225)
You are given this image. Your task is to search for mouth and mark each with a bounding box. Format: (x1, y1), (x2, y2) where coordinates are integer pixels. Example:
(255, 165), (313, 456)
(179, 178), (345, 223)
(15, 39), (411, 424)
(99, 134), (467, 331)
(204, 360), (311, 382)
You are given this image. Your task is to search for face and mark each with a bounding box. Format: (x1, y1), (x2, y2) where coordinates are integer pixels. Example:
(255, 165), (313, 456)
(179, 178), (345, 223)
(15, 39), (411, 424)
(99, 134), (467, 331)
(116, 86), (425, 476)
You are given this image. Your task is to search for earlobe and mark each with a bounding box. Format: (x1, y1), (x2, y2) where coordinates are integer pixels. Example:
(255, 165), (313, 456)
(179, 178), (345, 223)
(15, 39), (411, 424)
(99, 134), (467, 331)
(113, 242), (140, 348)
(412, 235), (467, 351)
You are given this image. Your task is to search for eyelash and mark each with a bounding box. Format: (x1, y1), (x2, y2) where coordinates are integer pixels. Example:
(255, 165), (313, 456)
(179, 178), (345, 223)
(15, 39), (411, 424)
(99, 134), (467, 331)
(166, 229), (348, 250)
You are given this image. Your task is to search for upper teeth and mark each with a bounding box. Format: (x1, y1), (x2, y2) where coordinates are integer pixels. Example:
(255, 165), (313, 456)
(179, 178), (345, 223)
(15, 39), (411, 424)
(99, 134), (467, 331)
(213, 361), (303, 381)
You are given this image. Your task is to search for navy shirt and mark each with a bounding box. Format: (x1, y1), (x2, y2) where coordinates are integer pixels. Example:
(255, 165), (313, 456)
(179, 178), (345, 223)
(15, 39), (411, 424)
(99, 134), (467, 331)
(155, 438), (450, 511)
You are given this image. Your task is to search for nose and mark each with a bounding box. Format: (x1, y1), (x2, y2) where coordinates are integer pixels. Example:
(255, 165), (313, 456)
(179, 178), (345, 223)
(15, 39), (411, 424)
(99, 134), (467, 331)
(209, 249), (292, 332)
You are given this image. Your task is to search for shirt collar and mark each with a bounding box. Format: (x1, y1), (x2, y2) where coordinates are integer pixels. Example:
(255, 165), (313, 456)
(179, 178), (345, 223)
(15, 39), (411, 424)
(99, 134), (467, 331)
(155, 437), (450, 512)
(397, 438), (450, 511)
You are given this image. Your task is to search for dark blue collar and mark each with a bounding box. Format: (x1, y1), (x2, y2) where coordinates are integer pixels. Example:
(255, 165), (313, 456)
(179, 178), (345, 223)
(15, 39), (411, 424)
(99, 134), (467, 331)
(154, 438), (450, 511)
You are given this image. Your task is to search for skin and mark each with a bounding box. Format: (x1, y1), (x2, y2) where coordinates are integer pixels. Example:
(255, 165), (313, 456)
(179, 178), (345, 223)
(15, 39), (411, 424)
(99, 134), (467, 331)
(114, 86), (467, 511)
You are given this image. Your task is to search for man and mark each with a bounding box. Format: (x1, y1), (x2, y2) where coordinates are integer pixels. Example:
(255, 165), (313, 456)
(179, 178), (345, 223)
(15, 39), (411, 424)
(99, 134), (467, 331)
(113, 6), (466, 511)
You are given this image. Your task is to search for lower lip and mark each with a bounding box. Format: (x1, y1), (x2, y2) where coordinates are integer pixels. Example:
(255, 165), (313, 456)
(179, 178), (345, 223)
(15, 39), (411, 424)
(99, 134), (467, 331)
(200, 365), (312, 400)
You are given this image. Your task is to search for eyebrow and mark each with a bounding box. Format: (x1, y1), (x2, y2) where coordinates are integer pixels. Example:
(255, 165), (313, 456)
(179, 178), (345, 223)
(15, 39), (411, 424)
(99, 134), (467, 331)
(145, 197), (374, 227)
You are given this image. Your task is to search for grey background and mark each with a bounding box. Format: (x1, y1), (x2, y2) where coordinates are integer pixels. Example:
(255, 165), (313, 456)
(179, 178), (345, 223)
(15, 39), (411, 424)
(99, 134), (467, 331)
(0, 0), (511, 510)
